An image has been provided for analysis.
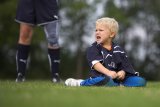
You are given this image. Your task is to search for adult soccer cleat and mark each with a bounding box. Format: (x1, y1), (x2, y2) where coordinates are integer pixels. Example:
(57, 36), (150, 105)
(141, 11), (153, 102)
(65, 78), (84, 86)
(15, 73), (25, 82)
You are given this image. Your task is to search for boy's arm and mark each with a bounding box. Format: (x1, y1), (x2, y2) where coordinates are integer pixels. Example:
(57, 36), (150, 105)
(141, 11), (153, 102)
(93, 62), (117, 79)
(118, 47), (136, 75)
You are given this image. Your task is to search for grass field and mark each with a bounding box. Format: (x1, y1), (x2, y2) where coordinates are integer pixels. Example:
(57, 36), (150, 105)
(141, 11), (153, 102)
(0, 80), (160, 107)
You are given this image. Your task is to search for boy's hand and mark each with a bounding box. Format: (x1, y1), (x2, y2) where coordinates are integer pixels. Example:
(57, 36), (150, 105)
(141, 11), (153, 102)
(93, 62), (118, 79)
(107, 71), (117, 79)
(117, 70), (126, 80)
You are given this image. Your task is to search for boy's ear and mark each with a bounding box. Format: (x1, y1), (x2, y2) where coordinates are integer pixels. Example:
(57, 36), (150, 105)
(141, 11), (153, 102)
(110, 32), (116, 38)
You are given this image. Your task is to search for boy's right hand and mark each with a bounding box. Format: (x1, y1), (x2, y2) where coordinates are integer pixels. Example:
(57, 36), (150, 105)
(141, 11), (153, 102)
(93, 62), (117, 79)
(107, 71), (117, 79)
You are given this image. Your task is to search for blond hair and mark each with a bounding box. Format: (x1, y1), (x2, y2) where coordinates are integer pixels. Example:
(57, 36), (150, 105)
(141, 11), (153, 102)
(96, 17), (119, 36)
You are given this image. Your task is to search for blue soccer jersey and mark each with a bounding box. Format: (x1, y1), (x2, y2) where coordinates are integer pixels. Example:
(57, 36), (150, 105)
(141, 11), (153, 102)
(87, 42), (136, 77)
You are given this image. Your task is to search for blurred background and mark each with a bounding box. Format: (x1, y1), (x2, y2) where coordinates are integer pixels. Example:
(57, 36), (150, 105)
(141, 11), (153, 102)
(0, 0), (160, 81)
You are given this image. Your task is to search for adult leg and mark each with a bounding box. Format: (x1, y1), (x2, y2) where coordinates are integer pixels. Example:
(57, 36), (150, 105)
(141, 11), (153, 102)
(43, 20), (60, 83)
(16, 23), (33, 82)
(122, 76), (146, 87)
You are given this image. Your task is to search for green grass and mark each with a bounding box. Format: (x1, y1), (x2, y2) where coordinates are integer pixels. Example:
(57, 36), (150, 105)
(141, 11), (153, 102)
(0, 80), (160, 107)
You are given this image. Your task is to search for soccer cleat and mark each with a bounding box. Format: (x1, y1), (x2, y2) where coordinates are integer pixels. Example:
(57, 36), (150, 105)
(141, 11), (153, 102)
(52, 73), (61, 83)
(65, 78), (84, 86)
(15, 73), (25, 82)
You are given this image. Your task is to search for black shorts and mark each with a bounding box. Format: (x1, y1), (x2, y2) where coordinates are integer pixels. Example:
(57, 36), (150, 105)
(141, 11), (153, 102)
(15, 0), (59, 26)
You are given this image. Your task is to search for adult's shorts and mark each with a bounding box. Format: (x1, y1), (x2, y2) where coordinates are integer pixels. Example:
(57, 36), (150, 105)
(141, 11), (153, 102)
(15, 0), (59, 26)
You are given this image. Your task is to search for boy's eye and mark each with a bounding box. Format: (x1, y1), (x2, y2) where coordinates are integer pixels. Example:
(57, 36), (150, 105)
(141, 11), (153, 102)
(96, 29), (103, 32)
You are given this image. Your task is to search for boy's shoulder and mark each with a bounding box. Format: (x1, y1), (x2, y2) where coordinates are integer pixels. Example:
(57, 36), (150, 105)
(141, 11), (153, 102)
(112, 42), (124, 51)
(88, 42), (99, 48)
(90, 42), (99, 46)
(87, 42), (102, 53)
(89, 42), (102, 49)
(112, 43), (127, 56)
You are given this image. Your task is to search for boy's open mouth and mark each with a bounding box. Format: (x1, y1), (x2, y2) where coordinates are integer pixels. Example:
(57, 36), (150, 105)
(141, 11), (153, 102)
(96, 36), (101, 39)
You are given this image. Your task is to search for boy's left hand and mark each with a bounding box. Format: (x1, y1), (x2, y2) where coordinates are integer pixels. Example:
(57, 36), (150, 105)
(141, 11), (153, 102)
(117, 70), (126, 80)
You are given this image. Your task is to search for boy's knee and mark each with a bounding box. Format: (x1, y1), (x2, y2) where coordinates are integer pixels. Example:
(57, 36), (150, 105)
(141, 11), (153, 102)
(136, 77), (146, 87)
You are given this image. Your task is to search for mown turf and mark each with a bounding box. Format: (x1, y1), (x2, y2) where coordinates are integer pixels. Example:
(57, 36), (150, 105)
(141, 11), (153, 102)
(0, 80), (160, 107)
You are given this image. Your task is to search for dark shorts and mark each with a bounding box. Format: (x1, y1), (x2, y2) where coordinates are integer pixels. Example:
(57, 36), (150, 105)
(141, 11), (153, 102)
(15, 0), (59, 26)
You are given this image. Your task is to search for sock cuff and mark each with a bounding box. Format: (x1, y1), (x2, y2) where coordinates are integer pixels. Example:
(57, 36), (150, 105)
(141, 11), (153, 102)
(48, 48), (60, 53)
(48, 48), (60, 59)
(17, 44), (30, 52)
